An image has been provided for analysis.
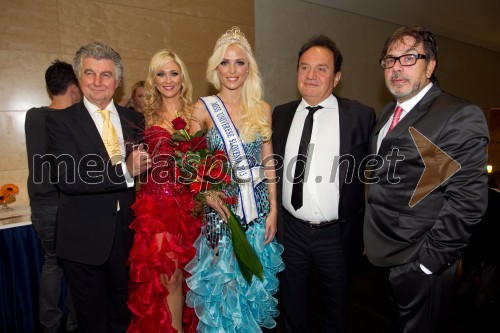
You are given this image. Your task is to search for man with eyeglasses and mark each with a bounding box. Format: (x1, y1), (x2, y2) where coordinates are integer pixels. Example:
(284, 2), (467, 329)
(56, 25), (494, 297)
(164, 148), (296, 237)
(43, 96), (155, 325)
(364, 25), (489, 333)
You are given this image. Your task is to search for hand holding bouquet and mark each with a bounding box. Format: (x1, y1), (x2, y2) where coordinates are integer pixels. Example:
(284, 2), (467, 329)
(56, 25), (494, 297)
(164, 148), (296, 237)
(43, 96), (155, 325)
(169, 114), (264, 284)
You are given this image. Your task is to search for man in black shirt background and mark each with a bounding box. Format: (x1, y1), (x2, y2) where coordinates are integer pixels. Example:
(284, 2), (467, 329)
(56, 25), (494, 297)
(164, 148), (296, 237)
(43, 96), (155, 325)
(25, 60), (81, 333)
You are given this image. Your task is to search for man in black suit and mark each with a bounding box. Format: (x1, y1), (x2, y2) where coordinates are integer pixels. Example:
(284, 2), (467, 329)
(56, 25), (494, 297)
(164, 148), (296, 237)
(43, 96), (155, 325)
(364, 25), (489, 333)
(272, 35), (375, 333)
(46, 42), (150, 333)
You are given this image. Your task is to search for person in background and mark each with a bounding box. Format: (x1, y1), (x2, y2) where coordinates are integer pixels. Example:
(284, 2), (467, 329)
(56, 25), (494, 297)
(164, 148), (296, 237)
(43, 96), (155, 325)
(127, 49), (200, 333)
(122, 80), (145, 113)
(185, 26), (285, 332)
(46, 42), (150, 333)
(25, 59), (81, 333)
(364, 25), (489, 333)
(272, 34), (375, 333)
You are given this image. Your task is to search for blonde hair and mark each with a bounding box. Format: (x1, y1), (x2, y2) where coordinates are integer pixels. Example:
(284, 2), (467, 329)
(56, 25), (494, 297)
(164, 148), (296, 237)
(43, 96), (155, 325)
(143, 49), (193, 127)
(207, 42), (271, 142)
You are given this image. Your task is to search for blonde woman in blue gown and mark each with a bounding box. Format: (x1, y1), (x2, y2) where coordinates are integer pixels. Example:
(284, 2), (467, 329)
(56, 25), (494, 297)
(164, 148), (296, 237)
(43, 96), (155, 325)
(185, 27), (285, 332)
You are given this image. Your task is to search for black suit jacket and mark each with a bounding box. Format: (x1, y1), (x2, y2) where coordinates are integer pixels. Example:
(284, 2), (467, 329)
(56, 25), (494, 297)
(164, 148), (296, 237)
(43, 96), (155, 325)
(272, 95), (376, 267)
(364, 84), (489, 274)
(46, 101), (144, 265)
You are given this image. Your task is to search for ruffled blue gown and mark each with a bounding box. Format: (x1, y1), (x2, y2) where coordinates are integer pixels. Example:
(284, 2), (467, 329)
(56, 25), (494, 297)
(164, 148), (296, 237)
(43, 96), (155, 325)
(185, 128), (285, 333)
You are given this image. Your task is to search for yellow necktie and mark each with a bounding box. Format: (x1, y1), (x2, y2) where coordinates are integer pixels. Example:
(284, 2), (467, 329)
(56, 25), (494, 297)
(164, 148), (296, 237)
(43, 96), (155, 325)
(98, 109), (121, 165)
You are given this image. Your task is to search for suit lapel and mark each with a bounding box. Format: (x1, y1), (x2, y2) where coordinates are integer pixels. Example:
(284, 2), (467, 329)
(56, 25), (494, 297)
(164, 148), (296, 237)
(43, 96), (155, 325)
(337, 96), (351, 194)
(273, 101), (299, 192)
(117, 105), (144, 157)
(373, 102), (395, 138)
(371, 102), (395, 154)
(275, 101), (300, 157)
(117, 105), (133, 149)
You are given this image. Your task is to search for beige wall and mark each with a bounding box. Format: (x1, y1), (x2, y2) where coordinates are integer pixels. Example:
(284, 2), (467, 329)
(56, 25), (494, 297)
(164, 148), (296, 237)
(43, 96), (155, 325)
(255, 0), (500, 112)
(0, 0), (254, 206)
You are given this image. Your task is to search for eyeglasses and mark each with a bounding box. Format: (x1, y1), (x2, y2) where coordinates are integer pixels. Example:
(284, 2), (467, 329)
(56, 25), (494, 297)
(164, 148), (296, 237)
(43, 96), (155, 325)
(379, 54), (427, 69)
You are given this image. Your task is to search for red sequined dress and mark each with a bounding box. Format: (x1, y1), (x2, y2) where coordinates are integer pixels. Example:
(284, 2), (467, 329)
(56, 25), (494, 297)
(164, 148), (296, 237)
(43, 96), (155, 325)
(128, 126), (200, 333)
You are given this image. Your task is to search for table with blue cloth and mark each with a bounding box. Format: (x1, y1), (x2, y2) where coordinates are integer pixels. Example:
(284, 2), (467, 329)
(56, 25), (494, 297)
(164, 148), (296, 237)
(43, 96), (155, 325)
(0, 207), (43, 333)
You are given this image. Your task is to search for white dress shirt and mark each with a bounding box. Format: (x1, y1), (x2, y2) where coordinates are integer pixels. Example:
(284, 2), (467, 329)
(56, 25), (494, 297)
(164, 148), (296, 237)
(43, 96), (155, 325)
(283, 94), (340, 222)
(84, 97), (134, 187)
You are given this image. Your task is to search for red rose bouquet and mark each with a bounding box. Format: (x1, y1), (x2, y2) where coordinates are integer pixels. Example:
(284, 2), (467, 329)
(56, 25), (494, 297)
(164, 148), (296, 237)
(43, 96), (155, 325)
(169, 115), (264, 284)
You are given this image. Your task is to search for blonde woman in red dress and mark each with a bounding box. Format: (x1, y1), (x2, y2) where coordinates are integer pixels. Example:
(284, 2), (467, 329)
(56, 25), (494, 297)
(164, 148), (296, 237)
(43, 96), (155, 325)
(127, 49), (200, 333)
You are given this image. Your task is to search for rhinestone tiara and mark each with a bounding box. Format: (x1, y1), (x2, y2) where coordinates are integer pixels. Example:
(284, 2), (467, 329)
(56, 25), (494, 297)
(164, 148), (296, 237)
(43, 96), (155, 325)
(213, 26), (252, 55)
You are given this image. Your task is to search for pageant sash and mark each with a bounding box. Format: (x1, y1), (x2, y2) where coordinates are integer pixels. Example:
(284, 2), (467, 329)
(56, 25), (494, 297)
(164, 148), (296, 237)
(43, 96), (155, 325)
(200, 95), (263, 223)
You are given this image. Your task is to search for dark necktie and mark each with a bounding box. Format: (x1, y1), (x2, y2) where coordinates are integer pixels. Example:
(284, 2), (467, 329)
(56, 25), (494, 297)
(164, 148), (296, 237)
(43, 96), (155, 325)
(291, 105), (323, 210)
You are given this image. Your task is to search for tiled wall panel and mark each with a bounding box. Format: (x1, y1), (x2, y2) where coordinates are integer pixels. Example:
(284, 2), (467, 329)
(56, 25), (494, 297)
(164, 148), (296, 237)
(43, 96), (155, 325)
(0, 0), (254, 206)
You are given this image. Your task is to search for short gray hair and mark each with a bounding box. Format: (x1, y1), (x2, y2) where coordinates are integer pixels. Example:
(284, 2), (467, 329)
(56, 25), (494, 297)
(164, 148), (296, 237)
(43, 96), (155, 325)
(73, 42), (123, 82)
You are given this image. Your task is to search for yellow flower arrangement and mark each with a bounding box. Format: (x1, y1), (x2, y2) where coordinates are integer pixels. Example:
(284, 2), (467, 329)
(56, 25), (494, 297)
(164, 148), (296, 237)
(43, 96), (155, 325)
(0, 183), (19, 208)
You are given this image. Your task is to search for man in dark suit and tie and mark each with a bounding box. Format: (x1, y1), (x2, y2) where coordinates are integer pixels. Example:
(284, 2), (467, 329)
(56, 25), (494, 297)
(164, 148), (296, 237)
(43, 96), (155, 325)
(272, 35), (375, 333)
(364, 25), (489, 333)
(46, 42), (150, 333)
